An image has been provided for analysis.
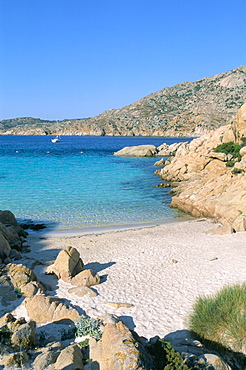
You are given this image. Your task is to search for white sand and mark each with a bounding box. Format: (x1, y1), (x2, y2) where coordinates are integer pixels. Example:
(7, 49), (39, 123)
(13, 218), (245, 341)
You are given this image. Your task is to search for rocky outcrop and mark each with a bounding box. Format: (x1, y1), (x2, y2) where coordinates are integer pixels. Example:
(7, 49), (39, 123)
(24, 295), (80, 323)
(114, 144), (158, 157)
(1, 66), (246, 137)
(156, 102), (246, 232)
(90, 318), (155, 370)
(46, 246), (84, 280)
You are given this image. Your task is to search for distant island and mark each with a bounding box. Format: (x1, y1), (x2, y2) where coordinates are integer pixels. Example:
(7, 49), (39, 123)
(1, 65), (246, 137)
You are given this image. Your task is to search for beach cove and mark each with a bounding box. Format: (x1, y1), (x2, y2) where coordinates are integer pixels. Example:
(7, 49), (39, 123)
(16, 218), (246, 341)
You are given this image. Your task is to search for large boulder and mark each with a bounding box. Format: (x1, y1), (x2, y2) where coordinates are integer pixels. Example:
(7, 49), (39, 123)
(71, 269), (100, 287)
(114, 144), (158, 157)
(90, 320), (155, 370)
(46, 246), (84, 280)
(0, 210), (18, 226)
(24, 295), (80, 323)
(51, 344), (84, 370)
(6, 263), (46, 297)
(11, 320), (36, 349)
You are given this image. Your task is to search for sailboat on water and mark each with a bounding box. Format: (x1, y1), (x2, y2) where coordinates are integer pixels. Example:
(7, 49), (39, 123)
(51, 135), (61, 143)
(51, 120), (61, 143)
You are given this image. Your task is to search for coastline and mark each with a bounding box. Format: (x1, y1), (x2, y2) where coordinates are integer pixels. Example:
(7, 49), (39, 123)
(22, 217), (246, 340)
(32, 216), (194, 238)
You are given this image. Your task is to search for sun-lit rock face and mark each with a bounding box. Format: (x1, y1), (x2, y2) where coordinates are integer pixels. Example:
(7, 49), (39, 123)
(157, 102), (246, 232)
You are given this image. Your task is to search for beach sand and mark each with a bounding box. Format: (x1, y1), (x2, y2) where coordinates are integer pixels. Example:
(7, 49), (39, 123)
(11, 217), (245, 341)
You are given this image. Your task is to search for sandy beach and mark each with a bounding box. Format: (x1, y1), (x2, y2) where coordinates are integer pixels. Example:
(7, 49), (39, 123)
(9, 218), (244, 342)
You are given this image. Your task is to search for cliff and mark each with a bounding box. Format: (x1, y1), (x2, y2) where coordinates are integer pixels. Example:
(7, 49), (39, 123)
(1, 65), (246, 136)
(155, 102), (246, 233)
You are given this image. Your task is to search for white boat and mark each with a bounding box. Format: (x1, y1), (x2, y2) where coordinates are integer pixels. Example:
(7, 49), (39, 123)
(51, 135), (61, 143)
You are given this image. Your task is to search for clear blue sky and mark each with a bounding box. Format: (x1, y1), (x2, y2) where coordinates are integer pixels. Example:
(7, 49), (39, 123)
(0, 0), (245, 121)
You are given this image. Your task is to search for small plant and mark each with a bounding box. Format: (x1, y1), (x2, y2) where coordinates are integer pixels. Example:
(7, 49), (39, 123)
(14, 288), (23, 298)
(225, 160), (235, 167)
(79, 338), (89, 347)
(231, 168), (245, 174)
(75, 316), (102, 340)
(162, 341), (189, 369)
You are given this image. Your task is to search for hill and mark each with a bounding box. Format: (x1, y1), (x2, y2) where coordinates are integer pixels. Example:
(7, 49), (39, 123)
(1, 65), (246, 136)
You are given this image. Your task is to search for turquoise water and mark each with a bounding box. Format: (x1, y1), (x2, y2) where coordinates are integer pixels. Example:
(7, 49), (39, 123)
(0, 135), (190, 230)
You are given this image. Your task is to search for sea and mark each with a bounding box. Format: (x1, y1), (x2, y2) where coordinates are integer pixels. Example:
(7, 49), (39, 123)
(0, 135), (191, 231)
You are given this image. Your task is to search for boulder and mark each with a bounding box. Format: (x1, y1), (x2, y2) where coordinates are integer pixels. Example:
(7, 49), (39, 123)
(68, 285), (98, 297)
(71, 269), (100, 287)
(198, 353), (232, 370)
(33, 347), (61, 370)
(90, 320), (155, 370)
(154, 158), (165, 167)
(24, 295), (80, 323)
(114, 144), (158, 157)
(6, 263), (46, 297)
(52, 343), (84, 370)
(0, 210), (18, 226)
(0, 233), (11, 259)
(11, 320), (36, 349)
(46, 246), (84, 280)
(1, 352), (29, 367)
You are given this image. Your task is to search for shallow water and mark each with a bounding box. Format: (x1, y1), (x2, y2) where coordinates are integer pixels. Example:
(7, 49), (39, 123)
(0, 135), (190, 230)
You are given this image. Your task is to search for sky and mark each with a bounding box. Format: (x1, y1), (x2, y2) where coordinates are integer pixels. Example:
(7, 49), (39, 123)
(0, 0), (245, 121)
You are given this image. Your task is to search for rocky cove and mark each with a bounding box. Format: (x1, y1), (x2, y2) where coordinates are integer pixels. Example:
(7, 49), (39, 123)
(0, 103), (246, 369)
(114, 101), (246, 234)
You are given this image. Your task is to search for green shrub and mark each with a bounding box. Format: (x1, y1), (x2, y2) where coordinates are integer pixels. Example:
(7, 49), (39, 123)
(163, 341), (189, 369)
(225, 160), (235, 167)
(75, 316), (102, 340)
(188, 283), (246, 353)
(231, 168), (245, 174)
(214, 141), (241, 159)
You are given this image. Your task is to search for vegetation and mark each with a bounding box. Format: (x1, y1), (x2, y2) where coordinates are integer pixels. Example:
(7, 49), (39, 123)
(188, 283), (246, 355)
(231, 168), (245, 174)
(149, 340), (192, 369)
(75, 315), (102, 340)
(214, 141), (241, 159)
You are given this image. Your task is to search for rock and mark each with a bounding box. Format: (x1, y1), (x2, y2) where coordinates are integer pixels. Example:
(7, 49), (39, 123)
(52, 343), (84, 370)
(33, 347), (61, 370)
(156, 103), (246, 231)
(6, 263), (46, 296)
(199, 353), (232, 369)
(71, 269), (100, 287)
(114, 145), (158, 157)
(0, 312), (15, 327)
(205, 225), (234, 235)
(0, 233), (11, 259)
(104, 302), (134, 309)
(239, 146), (246, 157)
(11, 320), (36, 349)
(154, 158), (165, 167)
(0, 210), (18, 226)
(46, 246), (84, 280)
(90, 320), (155, 370)
(0, 222), (19, 243)
(1, 352), (29, 367)
(68, 285), (98, 297)
(24, 295), (80, 323)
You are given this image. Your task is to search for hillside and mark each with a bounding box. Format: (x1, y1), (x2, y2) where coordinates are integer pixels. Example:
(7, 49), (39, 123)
(1, 65), (246, 137)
